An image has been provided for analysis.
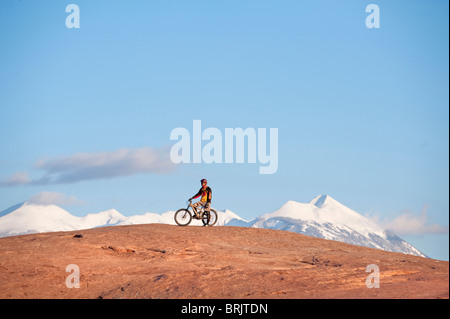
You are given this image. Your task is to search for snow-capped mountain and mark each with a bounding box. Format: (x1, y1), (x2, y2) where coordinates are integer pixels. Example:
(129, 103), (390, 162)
(0, 202), (128, 237)
(0, 200), (246, 237)
(0, 195), (425, 257)
(244, 195), (426, 257)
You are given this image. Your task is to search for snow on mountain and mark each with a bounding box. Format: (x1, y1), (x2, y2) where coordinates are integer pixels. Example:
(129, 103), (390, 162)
(255, 195), (385, 238)
(79, 209), (127, 227)
(216, 209), (248, 226)
(246, 195), (426, 257)
(115, 208), (248, 227)
(0, 201), (247, 237)
(0, 202), (82, 237)
(117, 211), (175, 226)
(0, 202), (133, 237)
(0, 195), (426, 257)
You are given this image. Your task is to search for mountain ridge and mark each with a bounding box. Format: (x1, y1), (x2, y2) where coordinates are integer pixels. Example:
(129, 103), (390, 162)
(244, 195), (426, 257)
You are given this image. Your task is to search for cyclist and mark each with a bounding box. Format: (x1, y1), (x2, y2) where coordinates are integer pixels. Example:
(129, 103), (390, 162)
(189, 179), (212, 219)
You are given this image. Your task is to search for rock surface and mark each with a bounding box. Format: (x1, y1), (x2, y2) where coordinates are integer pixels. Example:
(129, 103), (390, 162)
(0, 224), (447, 299)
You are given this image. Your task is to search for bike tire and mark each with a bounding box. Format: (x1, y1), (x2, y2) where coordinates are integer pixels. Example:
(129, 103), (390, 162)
(202, 209), (218, 226)
(174, 208), (192, 226)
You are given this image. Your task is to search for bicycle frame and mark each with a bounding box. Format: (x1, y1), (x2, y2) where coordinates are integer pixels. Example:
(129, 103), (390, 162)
(187, 200), (202, 215)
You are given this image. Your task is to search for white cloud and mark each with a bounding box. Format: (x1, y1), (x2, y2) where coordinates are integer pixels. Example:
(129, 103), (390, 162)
(0, 171), (31, 186)
(34, 146), (175, 184)
(0, 146), (176, 186)
(368, 205), (449, 236)
(27, 191), (85, 206)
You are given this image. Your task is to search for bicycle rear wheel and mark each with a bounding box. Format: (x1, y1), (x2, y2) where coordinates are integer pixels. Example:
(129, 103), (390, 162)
(202, 209), (218, 226)
(174, 209), (192, 226)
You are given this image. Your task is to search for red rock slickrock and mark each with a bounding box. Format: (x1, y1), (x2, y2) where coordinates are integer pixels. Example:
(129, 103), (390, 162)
(0, 224), (448, 299)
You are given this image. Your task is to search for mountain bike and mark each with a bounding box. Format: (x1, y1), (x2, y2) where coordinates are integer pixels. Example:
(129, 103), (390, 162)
(174, 200), (218, 226)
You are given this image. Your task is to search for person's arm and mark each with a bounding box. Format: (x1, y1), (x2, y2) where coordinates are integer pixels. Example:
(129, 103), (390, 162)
(190, 188), (202, 200)
(207, 187), (212, 203)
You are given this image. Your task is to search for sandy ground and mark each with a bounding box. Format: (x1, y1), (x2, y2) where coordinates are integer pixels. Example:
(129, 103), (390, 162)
(0, 224), (448, 299)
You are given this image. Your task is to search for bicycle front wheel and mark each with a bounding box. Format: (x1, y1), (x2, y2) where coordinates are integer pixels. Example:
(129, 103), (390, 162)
(174, 209), (192, 226)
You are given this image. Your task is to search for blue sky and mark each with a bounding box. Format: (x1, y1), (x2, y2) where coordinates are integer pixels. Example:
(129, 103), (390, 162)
(0, 0), (448, 260)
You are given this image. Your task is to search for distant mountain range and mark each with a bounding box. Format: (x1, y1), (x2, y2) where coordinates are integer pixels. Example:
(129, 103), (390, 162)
(0, 200), (244, 236)
(0, 194), (426, 257)
(231, 195), (426, 257)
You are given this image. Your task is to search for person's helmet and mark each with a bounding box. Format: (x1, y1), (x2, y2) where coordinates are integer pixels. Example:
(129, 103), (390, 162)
(200, 178), (207, 184)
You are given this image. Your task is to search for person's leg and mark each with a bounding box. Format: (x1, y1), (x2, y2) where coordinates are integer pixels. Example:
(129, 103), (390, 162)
(193, 201), (206, 218)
